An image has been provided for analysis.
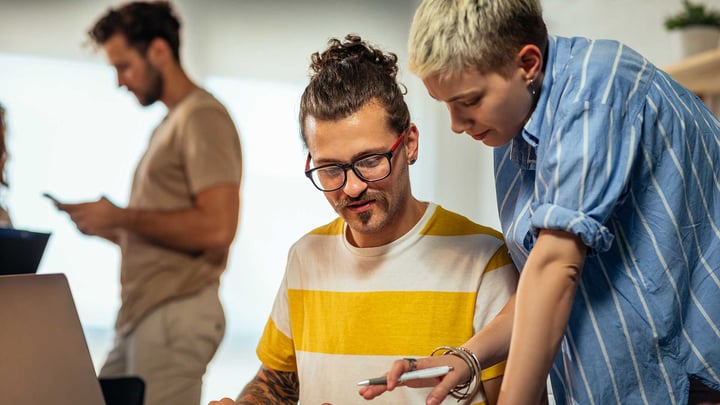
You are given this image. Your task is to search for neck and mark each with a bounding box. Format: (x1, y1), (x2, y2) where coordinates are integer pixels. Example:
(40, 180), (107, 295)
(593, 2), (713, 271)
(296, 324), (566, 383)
(523, 70), (545, 125)
(533, 71), (544, 104)
(160, 65), (198, 109)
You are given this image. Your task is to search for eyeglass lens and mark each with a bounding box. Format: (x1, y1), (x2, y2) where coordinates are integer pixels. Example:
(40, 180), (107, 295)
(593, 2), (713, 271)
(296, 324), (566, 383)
(311, 154), (391, 191)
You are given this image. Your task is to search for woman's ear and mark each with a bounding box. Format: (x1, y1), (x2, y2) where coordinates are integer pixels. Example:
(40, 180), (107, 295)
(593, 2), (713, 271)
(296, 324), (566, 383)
(517, 44), (543, 82)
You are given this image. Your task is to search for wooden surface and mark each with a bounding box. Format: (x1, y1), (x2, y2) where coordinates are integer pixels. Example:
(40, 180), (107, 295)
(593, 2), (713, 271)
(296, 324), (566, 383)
(664, 48), (720, 95)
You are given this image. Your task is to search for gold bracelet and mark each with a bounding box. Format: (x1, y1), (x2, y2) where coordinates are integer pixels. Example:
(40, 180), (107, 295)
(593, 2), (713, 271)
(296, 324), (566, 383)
(430, 346), (482, 402)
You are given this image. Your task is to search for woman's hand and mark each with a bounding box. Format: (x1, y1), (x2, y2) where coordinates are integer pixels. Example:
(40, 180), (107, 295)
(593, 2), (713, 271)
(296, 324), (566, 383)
(358, 354), (470, 403)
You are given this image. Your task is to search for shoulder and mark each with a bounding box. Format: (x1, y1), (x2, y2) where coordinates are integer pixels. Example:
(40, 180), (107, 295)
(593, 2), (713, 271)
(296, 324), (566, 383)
(175, 88), (233, 122)
(544, 36), (657, 128)
(552, 36), (655, 101)
(287, 217), (344, 257)
(171, 88), (240, 143)
(554, 36), (645, 69)
(421, 205), (504, 239)
(306, 217), (345, 237)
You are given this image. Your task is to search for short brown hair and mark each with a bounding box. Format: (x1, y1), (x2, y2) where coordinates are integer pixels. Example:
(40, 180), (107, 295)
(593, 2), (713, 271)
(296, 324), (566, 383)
(299, 34), (411, 146)
(88, 1), (182, 61)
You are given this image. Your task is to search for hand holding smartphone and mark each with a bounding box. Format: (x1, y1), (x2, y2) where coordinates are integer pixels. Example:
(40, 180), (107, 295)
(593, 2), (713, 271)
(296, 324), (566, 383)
(42, 192), (63, 206)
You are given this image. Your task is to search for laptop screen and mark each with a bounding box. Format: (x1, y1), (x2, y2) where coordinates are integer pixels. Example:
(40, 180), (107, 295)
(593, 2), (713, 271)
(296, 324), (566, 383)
(0, 228), (51, 275)
(0, 273), (106, 404)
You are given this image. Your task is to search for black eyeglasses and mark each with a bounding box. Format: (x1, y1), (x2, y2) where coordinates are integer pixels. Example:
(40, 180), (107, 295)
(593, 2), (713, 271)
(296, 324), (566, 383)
(304, 134), (405, 192)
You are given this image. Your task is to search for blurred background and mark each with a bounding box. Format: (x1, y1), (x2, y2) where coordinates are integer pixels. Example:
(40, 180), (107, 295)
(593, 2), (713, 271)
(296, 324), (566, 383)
(0, 0), (715, 402)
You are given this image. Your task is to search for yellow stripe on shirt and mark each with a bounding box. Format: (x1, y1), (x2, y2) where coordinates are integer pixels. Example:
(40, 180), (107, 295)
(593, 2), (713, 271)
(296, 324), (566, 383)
(288, 289), (477, 356)
(256, 317), (298, 372)
(308, 217), (344, 236)
(484, 245), (513, 274)
(419, 206), (504, 238)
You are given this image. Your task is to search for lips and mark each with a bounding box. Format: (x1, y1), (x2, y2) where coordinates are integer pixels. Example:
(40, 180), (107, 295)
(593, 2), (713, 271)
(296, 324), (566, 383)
(469, 130), (489, 141)
(346, 200), (373, 213)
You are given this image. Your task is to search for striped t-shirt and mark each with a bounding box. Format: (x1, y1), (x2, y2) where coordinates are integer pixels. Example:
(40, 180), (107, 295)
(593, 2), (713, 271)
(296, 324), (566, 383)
(257, 203), (518, 404)
(495, 35), (720, 404)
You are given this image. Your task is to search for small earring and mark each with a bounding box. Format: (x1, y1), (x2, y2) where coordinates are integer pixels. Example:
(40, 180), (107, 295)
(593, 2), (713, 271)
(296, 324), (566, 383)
(409, 158), (417, 165)
(528, 80), (536, 96)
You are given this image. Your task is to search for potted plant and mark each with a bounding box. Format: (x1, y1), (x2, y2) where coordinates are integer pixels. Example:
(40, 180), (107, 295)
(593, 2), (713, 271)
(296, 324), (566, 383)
(665, 0), (720, 57)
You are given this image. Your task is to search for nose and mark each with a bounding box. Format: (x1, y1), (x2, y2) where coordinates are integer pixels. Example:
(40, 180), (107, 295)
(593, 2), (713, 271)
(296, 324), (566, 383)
(448, 104), (472, 135)
(116, 71), (126, 89)
(342, 168), (368, 198)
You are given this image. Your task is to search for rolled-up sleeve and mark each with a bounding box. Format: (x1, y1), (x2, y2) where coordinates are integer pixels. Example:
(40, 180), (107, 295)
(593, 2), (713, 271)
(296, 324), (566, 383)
(530, 99), (641, 253)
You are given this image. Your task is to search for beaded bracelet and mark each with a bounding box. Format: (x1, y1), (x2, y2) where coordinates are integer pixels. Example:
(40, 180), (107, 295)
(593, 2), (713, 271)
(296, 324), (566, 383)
(430, 346), (483, 402)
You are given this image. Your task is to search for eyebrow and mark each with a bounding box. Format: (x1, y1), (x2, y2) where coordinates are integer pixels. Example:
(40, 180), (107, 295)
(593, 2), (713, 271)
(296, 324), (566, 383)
(311, 135), (402, 166)
(313, 148), (383, 165)
(426, 89), (478, 103)
(446, 91), (479, 103)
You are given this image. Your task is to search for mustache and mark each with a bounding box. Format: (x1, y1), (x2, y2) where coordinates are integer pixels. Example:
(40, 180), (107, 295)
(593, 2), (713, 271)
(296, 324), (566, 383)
(334, 190), (386, 209)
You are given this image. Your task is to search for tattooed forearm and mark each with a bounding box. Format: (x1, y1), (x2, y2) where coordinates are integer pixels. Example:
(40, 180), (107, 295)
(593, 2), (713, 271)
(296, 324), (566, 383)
(236, 365), (300, 405)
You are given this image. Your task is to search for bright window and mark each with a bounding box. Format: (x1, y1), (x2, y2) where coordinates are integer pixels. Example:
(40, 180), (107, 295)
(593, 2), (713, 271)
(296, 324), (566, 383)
(0, 53), (335, 401)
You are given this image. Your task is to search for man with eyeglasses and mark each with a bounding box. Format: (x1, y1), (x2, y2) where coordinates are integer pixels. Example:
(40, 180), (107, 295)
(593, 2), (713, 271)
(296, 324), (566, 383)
(210, 34), (518, 405)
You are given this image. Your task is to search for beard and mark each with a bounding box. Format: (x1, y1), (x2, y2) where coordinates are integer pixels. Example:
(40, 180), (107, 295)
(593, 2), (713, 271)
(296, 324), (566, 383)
(137, 61), (164, 106)
(357, 209), (372, 225)
(334, 189), (393, 231)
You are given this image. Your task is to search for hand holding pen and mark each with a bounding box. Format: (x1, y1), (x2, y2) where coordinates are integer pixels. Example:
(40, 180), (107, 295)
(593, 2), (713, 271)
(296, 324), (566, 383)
(358, 355), (471, 402)
(357, 366), (454, 386)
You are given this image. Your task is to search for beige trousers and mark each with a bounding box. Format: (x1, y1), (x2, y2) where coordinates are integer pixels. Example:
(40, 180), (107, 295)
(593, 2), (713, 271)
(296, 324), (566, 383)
(99, 284), (225, 405)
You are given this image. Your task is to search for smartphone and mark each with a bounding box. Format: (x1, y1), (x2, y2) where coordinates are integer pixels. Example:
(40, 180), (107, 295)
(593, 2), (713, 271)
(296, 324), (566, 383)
(42, 192), (63, 205)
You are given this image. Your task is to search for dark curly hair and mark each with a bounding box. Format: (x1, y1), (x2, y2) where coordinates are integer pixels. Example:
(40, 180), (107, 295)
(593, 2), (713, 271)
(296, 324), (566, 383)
(299, 34), (411, 146)
(87, 1), (182, 61)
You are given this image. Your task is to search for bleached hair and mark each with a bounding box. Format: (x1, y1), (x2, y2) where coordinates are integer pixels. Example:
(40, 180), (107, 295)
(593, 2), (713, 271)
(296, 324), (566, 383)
(408, 0), (547, 80)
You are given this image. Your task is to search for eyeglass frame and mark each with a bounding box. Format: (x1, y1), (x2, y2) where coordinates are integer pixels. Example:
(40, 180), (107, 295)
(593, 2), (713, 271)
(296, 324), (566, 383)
(304, 133), (405, 192)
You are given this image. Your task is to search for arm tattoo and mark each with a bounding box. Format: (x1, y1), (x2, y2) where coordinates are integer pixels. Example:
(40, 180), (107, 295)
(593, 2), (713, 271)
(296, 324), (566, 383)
(236, 365), (300, 405)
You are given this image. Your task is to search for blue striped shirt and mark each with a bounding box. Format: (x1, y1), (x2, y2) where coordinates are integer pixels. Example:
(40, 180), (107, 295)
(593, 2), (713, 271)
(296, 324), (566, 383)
(494, 36), (720, 404)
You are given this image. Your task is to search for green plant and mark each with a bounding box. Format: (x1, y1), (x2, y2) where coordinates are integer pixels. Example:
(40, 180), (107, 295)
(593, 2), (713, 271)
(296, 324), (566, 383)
(664, 0), (720, 30)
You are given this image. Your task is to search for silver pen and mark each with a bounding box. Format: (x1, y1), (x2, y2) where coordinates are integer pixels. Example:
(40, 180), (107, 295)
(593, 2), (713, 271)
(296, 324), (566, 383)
(357, 365), (454, 386)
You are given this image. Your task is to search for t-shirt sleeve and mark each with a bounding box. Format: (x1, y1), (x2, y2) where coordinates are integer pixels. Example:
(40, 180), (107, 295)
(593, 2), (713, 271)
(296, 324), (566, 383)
(180, 106), (243, 194)
(531, 101), (640, 253)
(473, 243), (517, 331)
(256, 270), (297, 372)
(474, 243), (517, 381)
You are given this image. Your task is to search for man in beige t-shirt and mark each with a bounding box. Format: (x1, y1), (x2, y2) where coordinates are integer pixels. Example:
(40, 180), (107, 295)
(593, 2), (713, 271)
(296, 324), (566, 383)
(56, 2), (242, 405)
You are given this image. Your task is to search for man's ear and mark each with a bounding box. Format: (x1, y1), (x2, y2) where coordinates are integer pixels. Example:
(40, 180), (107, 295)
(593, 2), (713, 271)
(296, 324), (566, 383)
(516, 44), (543, 82)
(405, 123), (419, 164)
(146, 37), (172, 66)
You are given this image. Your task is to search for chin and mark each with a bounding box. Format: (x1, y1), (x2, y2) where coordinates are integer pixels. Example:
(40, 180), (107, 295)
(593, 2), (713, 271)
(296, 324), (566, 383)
(483, 135), (513, 148)
(346, 213), (381, 233)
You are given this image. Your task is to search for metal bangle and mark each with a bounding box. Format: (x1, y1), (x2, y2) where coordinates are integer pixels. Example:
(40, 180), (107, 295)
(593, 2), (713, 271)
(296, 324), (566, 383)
(430, 346), (482, 402)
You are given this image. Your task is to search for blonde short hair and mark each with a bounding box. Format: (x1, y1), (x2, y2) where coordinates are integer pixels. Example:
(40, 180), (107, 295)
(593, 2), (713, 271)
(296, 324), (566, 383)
(408, 0), (547, 80)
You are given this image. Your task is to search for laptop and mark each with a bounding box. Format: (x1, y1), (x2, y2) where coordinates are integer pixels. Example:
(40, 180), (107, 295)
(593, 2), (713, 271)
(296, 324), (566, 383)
(0, 273), (106, 404)
(0, 228), (51, 275)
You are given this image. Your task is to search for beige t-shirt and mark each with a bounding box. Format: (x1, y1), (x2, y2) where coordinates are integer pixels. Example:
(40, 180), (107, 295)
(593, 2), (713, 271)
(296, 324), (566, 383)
(116, 88), (242, 334)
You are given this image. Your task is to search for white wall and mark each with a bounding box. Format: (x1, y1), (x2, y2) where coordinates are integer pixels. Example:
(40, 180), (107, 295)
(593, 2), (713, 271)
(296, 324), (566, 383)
(3, 0), (713, 227)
